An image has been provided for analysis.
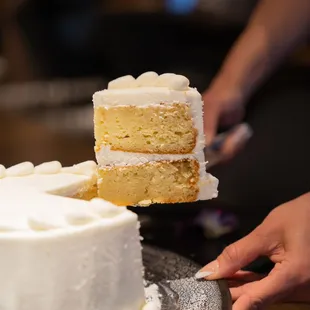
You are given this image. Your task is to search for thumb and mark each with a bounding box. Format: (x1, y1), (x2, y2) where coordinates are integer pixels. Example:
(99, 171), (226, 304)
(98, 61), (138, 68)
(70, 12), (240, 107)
(195, 231), (267, 280)
(203, 95), (220, 146)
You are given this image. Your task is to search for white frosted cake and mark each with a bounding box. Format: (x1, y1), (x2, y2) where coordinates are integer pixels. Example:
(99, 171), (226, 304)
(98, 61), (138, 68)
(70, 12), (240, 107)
(0, 161), (145, 310)
(93, 72), (219, 206)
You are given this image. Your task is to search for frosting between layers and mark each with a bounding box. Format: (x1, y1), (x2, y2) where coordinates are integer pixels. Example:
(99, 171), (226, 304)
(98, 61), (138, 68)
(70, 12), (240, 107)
(96, 145), (205, 166)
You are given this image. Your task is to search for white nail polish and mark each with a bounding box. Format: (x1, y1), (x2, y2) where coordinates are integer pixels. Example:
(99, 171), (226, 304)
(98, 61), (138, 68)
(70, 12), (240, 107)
(195, 270), (214, 279)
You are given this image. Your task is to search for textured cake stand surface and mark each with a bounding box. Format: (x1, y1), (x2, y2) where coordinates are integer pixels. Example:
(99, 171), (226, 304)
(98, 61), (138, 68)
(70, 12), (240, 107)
(143, 245), (232, 310)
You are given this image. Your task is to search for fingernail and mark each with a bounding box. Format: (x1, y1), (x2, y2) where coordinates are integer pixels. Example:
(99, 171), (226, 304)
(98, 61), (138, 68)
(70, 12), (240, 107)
(195, 260), (219, 279)
(195, 271), (214, 279)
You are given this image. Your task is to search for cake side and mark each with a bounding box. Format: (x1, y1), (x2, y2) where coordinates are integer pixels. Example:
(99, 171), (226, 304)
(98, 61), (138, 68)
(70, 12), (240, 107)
(98, 159), (200, 206)
(94, 103), (197, 154)
(96, 146), (218, 206)
(0, 185), (145, 310)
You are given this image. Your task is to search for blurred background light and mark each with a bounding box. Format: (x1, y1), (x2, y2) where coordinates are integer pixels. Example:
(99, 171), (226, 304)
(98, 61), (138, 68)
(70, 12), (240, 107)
(166, 0), (198, 15)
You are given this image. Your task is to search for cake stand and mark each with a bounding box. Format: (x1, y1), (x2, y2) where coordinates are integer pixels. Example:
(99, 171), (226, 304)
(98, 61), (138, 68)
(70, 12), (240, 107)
(143, 245), (232, 310)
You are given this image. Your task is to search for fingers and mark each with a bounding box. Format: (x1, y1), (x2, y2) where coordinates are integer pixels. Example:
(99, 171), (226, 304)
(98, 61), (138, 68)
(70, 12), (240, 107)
(228, 271), (266, 282)
(195, 230), (268, 280)
(203, 99), (220, 145)
(220, 123), (253, 161)
(227, 272), (266, 295)
(230, 267), (296, 310)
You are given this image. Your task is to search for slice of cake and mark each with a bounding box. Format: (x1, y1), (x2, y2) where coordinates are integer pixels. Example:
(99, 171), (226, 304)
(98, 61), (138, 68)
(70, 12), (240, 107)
(93, 72), (219, 206)
(0, 161), (145, 310)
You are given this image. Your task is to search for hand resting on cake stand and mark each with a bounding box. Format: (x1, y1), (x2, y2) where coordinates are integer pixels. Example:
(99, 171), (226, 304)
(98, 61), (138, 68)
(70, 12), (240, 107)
(196, 192), (310, 309)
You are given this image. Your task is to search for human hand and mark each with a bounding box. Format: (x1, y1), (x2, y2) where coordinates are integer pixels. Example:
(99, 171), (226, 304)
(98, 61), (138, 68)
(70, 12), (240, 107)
(195, 192), (310, 310)
(203, 78), (250, 161)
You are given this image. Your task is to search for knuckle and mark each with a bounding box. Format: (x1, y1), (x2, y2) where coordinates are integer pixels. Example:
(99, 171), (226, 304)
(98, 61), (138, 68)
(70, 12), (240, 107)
(249, 296), (265, 310)
(221, 244), (241, 269)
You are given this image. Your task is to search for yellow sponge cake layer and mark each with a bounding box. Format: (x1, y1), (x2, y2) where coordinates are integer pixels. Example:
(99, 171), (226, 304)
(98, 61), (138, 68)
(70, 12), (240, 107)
(94, 104), (197, 154)
(97, 160), (200, 206)
(93, 73), (206, 156)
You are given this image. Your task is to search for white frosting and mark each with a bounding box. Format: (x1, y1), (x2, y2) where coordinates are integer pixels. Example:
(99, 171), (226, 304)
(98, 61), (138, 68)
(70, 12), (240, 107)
(0, 160), (97, 197)
(90, 198), (125, 216)
(106, 72), (190, 91)
(0, 167), (145, 309)
(61, 160), (97, 177)
(5, 161), (34, 177)
(156, 73), (189, 90)
(108, 75), (138, 89)
(34, 161), (62, 174)
(0, 165), (5, 179)
(136, 71), (159, 87)
(144, 284), (162, 310)
(96, 144), (204, 166)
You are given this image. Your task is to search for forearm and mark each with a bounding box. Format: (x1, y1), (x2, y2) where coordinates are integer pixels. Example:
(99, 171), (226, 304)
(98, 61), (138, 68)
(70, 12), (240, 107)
(212, 0), (310, 100)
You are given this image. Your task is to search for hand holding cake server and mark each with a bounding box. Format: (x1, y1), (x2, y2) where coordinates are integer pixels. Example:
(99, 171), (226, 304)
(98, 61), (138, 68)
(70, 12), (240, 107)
(198, 0), (310, 309)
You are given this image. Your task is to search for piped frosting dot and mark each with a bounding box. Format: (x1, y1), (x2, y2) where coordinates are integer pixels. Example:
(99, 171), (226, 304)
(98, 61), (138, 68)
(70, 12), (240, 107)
(136, 72), (159, 87)
(74, 161), (97, 177)
(6, 162), (34, 177)
(108, 75), (137, 89)
(61, 161), (96, 177)
(168, 74), (190, 91)
(65, 211), (99, 226)
(90, 198), (125, 217)
(105, 72), (191, 91)
(156, 73), (189, 90)
(28, 214), (64, 231)
(34, 161), (62, 174)
(0, 165), (6, 179)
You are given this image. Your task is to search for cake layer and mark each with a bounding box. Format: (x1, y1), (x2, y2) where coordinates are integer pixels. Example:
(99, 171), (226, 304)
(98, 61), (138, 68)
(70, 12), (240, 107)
(97, 159), (218, 206)
(93, 73), (206, 155)
(0, 161), (97, 200)
(94, 103), (197, 154)
(0, 185), (145, 310)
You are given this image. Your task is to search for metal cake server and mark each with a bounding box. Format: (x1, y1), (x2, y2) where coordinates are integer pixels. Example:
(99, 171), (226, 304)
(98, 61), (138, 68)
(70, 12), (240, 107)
(204, 123), (253, 168)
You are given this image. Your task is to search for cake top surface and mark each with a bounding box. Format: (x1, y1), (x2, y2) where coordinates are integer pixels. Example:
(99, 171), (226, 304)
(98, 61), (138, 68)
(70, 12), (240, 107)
(0, 160), (134, 236)
(107, 72), (190, 91)
(93, 72), (202, 108)
(0, 161), (96, 195)
(0, 184), (131, 236)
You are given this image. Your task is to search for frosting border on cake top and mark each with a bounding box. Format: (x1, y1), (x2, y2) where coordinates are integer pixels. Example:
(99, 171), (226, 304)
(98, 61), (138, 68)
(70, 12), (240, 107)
(0, 161), (97, 197)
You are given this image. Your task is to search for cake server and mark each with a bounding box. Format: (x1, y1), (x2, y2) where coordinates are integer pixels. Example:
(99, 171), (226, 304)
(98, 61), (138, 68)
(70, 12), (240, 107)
(204, 123), (253, 168)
